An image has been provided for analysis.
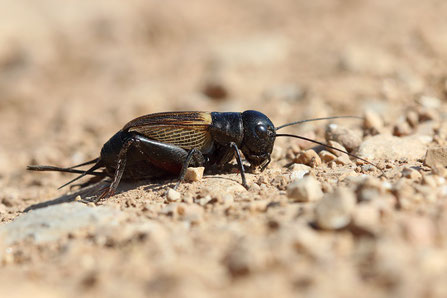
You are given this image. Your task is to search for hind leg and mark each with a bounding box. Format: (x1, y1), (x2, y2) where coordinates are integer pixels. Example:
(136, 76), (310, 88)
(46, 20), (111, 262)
(97, 134), (205, 201)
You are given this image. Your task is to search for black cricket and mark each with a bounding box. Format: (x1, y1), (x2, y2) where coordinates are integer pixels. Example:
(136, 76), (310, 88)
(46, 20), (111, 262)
(28, 110), (376, 200)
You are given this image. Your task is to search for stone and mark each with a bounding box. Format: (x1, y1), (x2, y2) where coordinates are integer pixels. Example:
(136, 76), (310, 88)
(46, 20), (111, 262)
(363, 110), (383, 133)
(325, 124), (362, 151)
(319, 150), (337, 163)
(357, 134), (428, 161)
(402, 167), (422, 180)
(289, 164), (312, 180)
(418, 95), (441, 109)
(287, 176), (323, 202)
(327, 141), (347, 157)
(315, 188), (356, 230)
(406, 110), (419, 127)
(424, 147), (447, 169)
(0, 203), (125, 244)
(295, 149), (322, 167)
(393, 121), (412, 137)
(167, 188), (181, 202)
(184, 167), (205, 182)
(335, 154), (352, 166)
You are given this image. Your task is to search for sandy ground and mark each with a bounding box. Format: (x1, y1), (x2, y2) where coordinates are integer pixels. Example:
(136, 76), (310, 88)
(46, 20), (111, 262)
(1, 0), (447, 297)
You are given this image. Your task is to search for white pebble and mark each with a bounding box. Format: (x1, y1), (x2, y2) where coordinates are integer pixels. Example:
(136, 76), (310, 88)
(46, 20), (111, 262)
(287, 176), (323, 202)
(167, 188), (181, 202)
(184, 167), (205, 182)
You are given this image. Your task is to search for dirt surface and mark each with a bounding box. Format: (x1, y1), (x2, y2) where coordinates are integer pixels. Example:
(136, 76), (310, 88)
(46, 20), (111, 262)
(1, 1), (447, 297)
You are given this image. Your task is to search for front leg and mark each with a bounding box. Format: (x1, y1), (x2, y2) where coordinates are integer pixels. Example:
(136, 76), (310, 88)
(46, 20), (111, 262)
(230, 142), (248, 189)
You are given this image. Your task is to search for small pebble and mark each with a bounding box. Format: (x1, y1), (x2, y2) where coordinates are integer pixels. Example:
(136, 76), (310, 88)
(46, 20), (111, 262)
(393, 121), (412, 136)
(287, 176), (323, 202)
(363, 110), (383, 133)
(418, 95), (441, 109)
(315, 188), (356, 230)
(424, 147), (447, 169)
(167, 189), (181, 202)
(319, 150), (336, 163)
(289, 164), (311, 180)
(327, 141), (347, 157)
(335, 154), (352, 165)
(325, 124), (361, 151)
(406, 110), (419, 127)
(184, 167), (205, 182)
(402, 167), (422, 180)
(295, 150), (322, 167)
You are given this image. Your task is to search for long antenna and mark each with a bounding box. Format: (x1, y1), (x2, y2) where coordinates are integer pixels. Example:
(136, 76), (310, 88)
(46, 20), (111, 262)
(275, 116), (362, 130)
(276, 133), (383, 174)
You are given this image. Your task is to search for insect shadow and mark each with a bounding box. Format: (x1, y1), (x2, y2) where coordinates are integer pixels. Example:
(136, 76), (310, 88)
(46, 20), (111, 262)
(27, 110), (381, 203)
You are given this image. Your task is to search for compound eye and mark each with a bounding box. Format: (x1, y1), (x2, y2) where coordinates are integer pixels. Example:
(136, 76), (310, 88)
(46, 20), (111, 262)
(255, 124), (268, 138)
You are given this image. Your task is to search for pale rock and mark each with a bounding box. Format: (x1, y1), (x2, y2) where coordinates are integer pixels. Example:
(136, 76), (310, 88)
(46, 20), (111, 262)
(315, 188), (356, 230)
(357, 134), (428, 161)
(393, 121), (412, 137)
(287, 176), (323, 202)
(0, 203), (125, 244)
(289, 164), (311, 180)
(182, 194), (194, 204)
(356, 177), (384, 202)
(424, 147), (447, 168)
(363, 110), (383, 133)
(166, 188), (181, 202)
(184, 167), (205, 182)
(327, 141), (347, 157)
(161, 203), (181, 217)
(0, 203), (6, 214)
(335, 154), (352, 165)
(402, 167), (422, 180)
(248, 183), (261, 192)
(418, 95), (441, 109)
(325, 124), (362, 151)
(295, 149), (322, 167)
(406, 110), (419, 127)
(319, 150), (337, 163)
(197, 195), (212, 206)
(417, 107), (439, 122)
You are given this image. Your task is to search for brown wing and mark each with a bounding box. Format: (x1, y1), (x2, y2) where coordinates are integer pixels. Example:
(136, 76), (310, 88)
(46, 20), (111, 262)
(124, 112), (213, 150)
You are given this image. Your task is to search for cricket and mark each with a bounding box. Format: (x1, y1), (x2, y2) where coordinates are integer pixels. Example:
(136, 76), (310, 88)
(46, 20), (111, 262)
(28, 110), (379, 201)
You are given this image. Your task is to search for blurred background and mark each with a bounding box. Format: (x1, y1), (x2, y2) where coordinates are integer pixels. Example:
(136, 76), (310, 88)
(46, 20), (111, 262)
(1, 1), (447, 297)
(1, 0), (446, 176)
